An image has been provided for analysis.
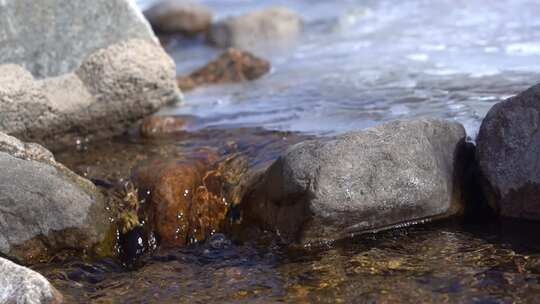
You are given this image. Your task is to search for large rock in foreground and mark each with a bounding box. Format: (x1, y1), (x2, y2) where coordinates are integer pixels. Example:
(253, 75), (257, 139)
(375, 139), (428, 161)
(0, 257), (63, 304)
(207, 6), (303, 50)
(243, 119), (468, 244)
(0, 133), (110, 263)
(477, 83), (540, 220)
(0, 0), (180, 150)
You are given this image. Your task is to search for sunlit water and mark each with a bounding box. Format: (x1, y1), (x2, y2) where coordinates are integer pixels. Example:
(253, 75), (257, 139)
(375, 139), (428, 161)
(144, 0), (540, 137)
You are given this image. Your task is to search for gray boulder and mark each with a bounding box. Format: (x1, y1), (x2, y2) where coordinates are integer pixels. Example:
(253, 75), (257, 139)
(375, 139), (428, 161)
(0, 0), (154, 79)
(0, 132), (110, 263)
(144, 0), (213, 35)
(476, 83), (540, 220)
(208, 6), (303, 50)
(0, 257), (63, 304)
(243, 119), (468, 244)
(0, 0), (180, 150)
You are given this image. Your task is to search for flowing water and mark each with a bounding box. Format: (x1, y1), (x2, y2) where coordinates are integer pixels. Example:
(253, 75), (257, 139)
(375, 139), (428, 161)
(156, 0), (540, 137)
(37, 0), (540, 302)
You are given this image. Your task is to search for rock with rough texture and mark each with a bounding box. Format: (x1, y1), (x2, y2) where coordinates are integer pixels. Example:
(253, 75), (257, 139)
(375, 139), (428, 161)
(0, 257), (63, 304)
(243, 119), (468, 244)
(476, 83), (540, 220)
(0, 132), (110, 263)
(176, 48), (270, 91)
(0, 39), (179, 150)
(207, 6), (303, 50)
(0, 0), (180, 150)
(0, 0), (154, 79)
(144, 0), (213, 35)
(132, 152), (248, 247)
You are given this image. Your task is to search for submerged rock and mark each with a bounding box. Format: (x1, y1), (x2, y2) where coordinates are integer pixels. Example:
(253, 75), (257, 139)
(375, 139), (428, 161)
(207, 6), (303, 50)
(242, 119), (468, 244)
(132, 152), (248, 247)
(0, 0), (180, 150)
(477, 83), (540, 220)
(0, 132), (110, 263)
(176, 48), (270, 91)
(0, 257), (63, 304)
(144, 0), (213, 35)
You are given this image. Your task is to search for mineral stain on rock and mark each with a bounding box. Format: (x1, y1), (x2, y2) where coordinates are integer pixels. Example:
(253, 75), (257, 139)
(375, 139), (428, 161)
(132, 151), (249, 247)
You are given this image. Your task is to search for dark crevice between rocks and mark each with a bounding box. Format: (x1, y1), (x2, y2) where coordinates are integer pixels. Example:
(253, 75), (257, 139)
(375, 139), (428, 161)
(458, 139), (496, 224)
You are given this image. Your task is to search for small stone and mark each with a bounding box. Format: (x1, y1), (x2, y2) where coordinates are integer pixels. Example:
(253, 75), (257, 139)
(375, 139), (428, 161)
(207, 6), (303, 50)
(177, 48), (270, 91)
(144, 0), (213, 35)
(176, 75), (197, 91)
(0, 257), (63, 304)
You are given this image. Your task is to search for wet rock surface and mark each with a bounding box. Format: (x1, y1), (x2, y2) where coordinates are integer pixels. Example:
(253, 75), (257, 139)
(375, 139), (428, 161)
(477, 83), (540, 220)
(132, 151), (248, 247)
(0, 132), (110, 263)
(0, 257), (63, 304)
(207, 6), (303, 50)
(144, 0), (213, 35)
(176, 48), (270, 91)
(243, 119), (468, 244)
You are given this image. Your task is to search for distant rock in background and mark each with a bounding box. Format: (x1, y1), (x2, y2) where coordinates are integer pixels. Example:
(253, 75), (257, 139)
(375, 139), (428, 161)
(0, 132), (110, 264)
(207, 6), (303, 50)
(0, 257), (63, 304)
(176, 48), (270, 91)
(242, 119), (469, 244)
(0, 0), (180, 150)
(144, 0), (213, 36)
(477, 83), (540, 221)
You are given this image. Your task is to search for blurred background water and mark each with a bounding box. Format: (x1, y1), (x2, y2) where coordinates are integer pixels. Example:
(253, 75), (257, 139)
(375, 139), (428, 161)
(137, 0), (540, 137)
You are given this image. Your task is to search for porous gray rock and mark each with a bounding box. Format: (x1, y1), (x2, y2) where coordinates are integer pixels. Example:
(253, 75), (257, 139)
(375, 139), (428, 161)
(0, 132), (110, 263)
(0, 0), (180, 150)
(144, 0), (213, 35)
(476, 83), (540, 220)
(0, 39), (179, 150)
(0, 257), (63, 304)
(243, 119), (468, 244)
(207, 6), (303, 50)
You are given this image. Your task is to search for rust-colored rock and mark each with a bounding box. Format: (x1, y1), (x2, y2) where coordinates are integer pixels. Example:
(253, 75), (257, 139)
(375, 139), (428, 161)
(140, 115), (194, 137)
(176, 48), (270, 91)
(132, 152), (248, 247)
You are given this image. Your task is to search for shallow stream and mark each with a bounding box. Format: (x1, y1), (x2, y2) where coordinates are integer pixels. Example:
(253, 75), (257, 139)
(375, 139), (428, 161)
(38, 0), (540, 302)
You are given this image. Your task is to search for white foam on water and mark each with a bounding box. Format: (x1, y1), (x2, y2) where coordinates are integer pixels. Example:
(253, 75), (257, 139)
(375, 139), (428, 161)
(159, 0), (540, 139)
